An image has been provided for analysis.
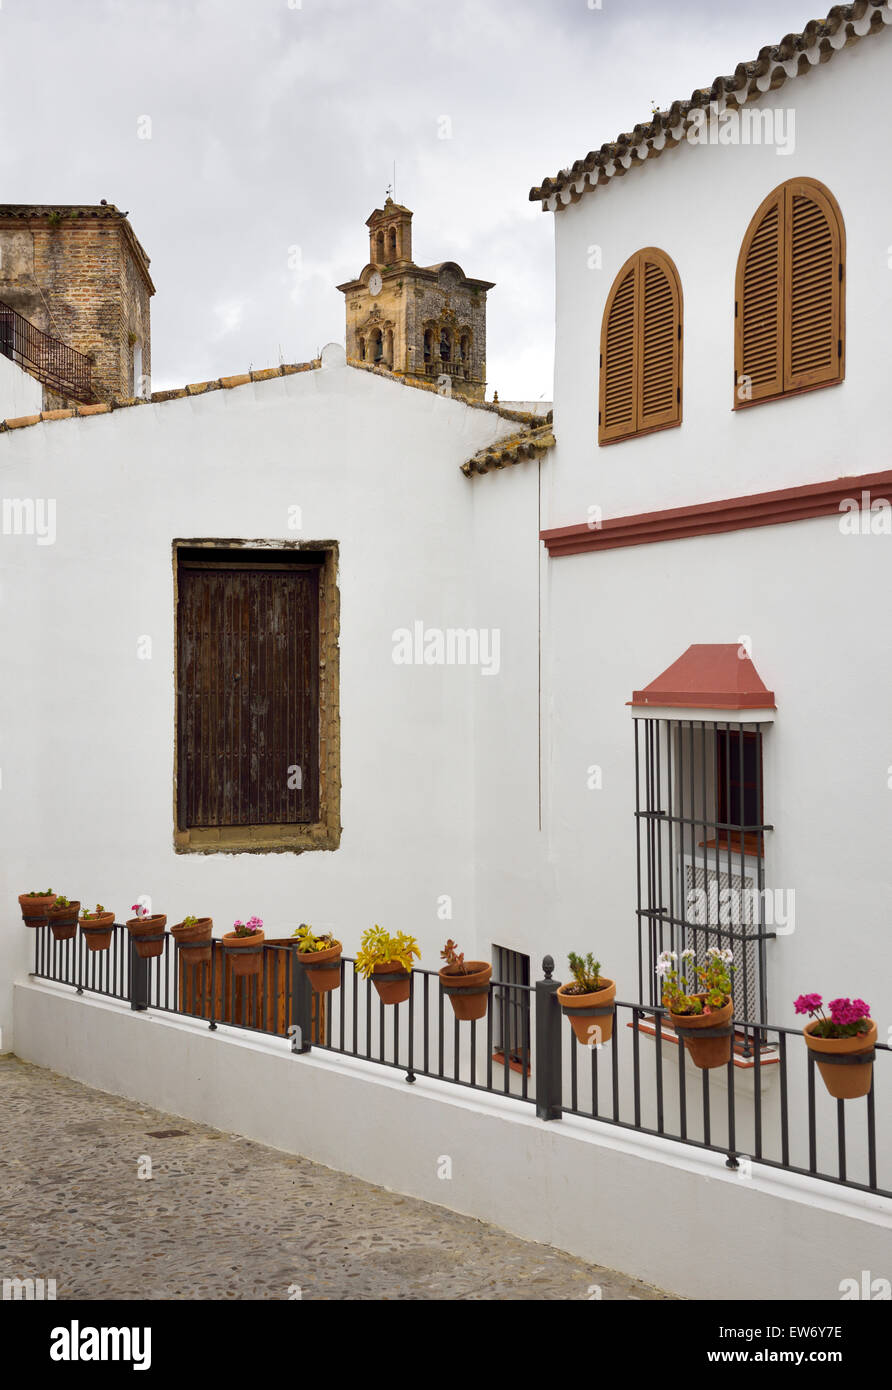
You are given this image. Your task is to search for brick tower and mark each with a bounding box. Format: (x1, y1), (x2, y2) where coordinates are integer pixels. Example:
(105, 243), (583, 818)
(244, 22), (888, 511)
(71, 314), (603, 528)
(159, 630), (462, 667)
(0, 203), (154, 405)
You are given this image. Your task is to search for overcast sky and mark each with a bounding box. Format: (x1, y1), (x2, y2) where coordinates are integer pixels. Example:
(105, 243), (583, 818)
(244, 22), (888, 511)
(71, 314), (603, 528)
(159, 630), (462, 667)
(1, 0), (819, 399)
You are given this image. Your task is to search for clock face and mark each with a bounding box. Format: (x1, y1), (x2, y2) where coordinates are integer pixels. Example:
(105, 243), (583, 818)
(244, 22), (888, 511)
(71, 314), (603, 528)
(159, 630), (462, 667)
(369, 271), (383, 297)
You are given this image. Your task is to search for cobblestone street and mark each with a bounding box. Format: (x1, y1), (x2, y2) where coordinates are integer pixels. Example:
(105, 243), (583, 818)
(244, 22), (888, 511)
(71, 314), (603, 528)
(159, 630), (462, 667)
(0, 1055), (673, 1301)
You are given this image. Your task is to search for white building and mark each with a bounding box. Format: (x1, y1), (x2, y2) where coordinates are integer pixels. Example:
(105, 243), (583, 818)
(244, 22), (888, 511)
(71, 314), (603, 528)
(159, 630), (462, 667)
(3, 3), (891, 1300)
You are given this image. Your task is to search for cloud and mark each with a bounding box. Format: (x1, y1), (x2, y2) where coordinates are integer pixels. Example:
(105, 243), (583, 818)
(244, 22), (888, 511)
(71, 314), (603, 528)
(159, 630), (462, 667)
(0, 0), (817, 398)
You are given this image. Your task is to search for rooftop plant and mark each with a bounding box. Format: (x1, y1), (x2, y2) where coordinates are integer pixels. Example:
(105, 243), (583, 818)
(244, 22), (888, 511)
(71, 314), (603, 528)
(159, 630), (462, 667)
(292, 923), (337, 954)
(232, 916), (263, 938)
(564, 952), (605, 996)
(440, 938), (472, 974)
(794, 994), (872, 1039)
(355, 925), (420, 980)
(658, 947), (734, 1016)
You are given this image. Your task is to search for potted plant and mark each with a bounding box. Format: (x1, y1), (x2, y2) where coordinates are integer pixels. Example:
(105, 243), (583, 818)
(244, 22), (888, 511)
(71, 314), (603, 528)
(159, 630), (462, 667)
(170, 914), (213, 965)
(221, 917), (265, 976)
(438, 939), (491, 1021)
(292, 924), (342, 993)
(79, 904), (115, 953)
(18, 890), (57, 927)
(556, 952), (616, 1044)
(126, 902), (168, 959)
(794, 994), (876, 1100)
(47, 896), (80, 941)
(355, 925), (421, 1005)
(658, 947), (735, 1070)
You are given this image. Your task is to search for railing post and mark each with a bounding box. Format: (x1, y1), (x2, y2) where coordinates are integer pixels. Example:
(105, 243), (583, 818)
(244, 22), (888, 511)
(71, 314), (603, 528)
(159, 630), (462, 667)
(130, 933), (149, 1012)
(290, 950), (313, 1054)
(535, 955), (563, 1121)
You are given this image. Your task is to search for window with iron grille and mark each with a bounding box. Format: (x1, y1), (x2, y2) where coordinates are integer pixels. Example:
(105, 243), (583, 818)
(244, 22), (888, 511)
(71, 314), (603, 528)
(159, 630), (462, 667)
(634, 718), (772, 1023)
(492, 946), (531, 1070)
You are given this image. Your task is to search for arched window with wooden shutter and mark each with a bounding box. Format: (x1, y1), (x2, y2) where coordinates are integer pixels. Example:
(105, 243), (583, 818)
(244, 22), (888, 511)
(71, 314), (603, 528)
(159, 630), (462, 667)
(735, 178), (844, 408)
(599, 248), (682, 445)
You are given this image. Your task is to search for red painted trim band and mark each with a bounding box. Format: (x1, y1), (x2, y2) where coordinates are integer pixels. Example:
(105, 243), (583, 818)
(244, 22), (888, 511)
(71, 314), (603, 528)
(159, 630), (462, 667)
(540, 469), (892, 557)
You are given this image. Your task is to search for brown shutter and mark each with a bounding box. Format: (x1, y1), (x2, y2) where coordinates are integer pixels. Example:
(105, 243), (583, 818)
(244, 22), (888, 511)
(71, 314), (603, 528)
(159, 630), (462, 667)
(784, 181), (841, 391)
(599, 249), (682, 445)
(177, 559), (319, 829)
(735, 190), (783, 403)
(638, 252), (682, 431)
(736, 178), (844, 407)
(599, 263), (637, 443)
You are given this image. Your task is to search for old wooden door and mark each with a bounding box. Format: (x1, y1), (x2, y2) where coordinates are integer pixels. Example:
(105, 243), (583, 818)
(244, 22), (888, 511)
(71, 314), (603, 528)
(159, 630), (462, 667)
(177, 554), (320, 828)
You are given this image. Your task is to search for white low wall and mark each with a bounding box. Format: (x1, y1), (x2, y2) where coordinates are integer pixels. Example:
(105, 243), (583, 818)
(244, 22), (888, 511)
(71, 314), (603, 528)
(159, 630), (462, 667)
(14, 980), (891, 1301)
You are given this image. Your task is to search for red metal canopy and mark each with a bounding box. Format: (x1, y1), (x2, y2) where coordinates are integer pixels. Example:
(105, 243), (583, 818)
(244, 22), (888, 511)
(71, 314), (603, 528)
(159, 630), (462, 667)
(630, 644), (776, 710)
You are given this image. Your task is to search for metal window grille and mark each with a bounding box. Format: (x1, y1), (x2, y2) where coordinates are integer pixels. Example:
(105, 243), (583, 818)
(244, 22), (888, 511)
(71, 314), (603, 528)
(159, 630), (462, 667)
(492, 945), (531, 1065)
(634, 717), (773, 1023)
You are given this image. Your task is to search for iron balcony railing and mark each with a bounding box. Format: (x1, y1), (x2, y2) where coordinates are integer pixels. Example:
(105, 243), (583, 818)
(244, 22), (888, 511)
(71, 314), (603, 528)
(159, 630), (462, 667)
(0, 300), (93, 402)
(30, 927), (891, 1202)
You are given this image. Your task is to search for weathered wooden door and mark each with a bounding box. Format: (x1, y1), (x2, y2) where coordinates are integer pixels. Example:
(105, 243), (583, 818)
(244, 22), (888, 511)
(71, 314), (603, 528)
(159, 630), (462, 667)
(177, 556), (320, 828)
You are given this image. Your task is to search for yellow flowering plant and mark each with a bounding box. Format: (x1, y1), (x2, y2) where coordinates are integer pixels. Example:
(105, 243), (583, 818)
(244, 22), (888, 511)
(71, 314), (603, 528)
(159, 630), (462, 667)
(354, 925), (421, 980)
(292, 923), (338, 954)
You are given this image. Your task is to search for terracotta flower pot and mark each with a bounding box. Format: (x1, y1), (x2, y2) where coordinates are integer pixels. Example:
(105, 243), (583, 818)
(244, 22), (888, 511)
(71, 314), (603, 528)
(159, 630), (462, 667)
(79, 912), (115, 952)
(298, 941), (342, 994)
(557, 977), (616, 1045)
(804, 1019), (877, 1100)
(18, 893), (58, 927)
(126, 914), (168, 960)
(171, 917), (213, 965)
(439, 961), (492, 1021)
(371, 959), (411, 1005)
(669, 995), (734, 1070)
(48, 900), (81, 942)
(222, 929), (265, 976)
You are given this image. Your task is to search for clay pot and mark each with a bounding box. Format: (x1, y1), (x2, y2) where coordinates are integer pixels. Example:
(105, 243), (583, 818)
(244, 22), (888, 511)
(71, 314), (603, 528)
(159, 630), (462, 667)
(669, 995), (734, 1070)
(439, 961), (492, 1021)
(222, 929), (265, 976)
(298, 941), (342, 994)
(371, 959), (412, 1005)
(79, 912), (115, 952)
(126, 914), (168, 960)
(18, 893), (58, 927)
(557, 977), (616, 1045)
(48, 900), (81, 942)
(804, 1019), (877, 1101)
(171, 917), (213, 965)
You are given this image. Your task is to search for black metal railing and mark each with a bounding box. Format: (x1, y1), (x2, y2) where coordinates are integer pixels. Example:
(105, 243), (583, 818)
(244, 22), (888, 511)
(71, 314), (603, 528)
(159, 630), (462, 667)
(0, 300), (93, 402)
(30, 930), (890, 1201)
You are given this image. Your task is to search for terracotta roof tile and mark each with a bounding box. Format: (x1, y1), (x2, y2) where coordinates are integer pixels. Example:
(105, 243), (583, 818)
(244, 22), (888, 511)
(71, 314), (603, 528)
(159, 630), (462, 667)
(461, 422), (556, 477)
(530, 2), (890, 209)
(4, 413), (41, 430)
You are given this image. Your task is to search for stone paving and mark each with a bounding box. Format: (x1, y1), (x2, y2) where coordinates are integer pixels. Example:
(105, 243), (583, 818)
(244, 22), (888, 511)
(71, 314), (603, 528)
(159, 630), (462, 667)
(0, 1055), (674, 1301)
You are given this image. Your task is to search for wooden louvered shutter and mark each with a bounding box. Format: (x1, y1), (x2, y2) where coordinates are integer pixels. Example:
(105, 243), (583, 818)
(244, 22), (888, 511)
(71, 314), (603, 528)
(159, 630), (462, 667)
(736, 179), (844, 406)
(599, 249), (681, 444)
(599, 263), (637, 442)
(177, 558), (319, 829)
(638, 252), (681, 432)
(735, 191), (783, 403)
(784, 180), (842, 392)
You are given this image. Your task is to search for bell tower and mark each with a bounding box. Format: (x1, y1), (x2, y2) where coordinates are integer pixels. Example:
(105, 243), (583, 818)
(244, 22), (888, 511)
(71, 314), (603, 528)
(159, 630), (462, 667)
(337, 198), (494, 402)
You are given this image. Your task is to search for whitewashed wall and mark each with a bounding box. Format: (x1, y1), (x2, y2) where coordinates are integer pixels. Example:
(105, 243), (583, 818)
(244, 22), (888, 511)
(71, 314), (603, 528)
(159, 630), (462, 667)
(0, 353), (43, 421)
(0, 356), (518, 1050)
(549, 29), (892, 526)
(466, 29), (892, 1019)
(15, 981), (891, 1301)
